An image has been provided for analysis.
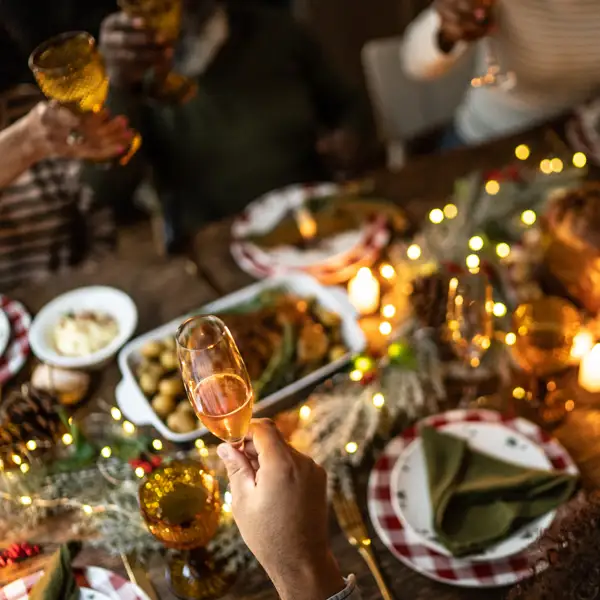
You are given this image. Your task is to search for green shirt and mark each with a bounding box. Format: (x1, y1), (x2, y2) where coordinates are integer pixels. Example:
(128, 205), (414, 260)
(86, 7), (363, 239)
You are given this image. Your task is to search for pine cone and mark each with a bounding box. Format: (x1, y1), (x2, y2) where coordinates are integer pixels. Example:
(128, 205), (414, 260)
(410, 271), (456, 361)
(0, 385), (62, 449)
(410, 271), (449, 330)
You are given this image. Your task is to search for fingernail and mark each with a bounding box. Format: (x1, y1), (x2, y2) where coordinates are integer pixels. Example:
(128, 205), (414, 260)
(116, 145), (126, 154)
(116, 116), (128, 126)
(217, 444), (231, 460)
(474, 8), (486, 21)
(132, 17), (145, 28)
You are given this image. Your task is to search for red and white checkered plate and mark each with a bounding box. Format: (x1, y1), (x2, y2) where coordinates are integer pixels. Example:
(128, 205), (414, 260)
(0, 566), (150, 600)
(0, 295), (31, 386)
(230, 182), (390, 284)
(367, 409), (578, 588)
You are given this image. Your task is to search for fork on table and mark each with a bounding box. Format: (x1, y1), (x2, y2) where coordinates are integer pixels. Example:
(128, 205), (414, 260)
(332, 492), (394, 600)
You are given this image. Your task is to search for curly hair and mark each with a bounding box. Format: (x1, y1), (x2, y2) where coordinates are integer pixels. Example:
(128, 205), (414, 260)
(509, 494), (600, 600)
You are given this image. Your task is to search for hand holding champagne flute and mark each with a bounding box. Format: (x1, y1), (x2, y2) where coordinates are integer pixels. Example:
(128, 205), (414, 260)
(177, 316), (254, 446)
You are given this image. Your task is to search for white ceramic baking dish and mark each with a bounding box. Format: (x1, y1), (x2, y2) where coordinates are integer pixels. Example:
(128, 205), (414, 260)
(116, 274), (366, 442)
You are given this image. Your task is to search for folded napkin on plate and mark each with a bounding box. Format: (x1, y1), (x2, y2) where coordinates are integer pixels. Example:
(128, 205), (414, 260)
(29, 542), (81, 600)
(422, 426), (578, 557)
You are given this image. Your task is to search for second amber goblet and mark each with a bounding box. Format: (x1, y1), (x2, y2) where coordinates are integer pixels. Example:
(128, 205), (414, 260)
(118, 0), (198, 104)
(139, 459), (223, 599)
(28, 31), (142, 166)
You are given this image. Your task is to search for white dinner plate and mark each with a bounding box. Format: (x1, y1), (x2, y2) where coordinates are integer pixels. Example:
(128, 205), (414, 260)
(0, 309), (10, 358)
(390, 421), (555, 562)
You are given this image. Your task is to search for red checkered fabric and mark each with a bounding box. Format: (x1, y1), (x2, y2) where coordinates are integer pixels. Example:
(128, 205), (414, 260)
(0, 295), (31, 385)
(0, 566), (147, 600)
(367, 409), (578, 588)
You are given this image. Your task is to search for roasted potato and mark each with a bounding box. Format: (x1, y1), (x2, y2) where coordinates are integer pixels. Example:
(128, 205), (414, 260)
(167, 411), (197, 433)
(159, 376), (185, 397)
(141, 340), (163, 359)
(175, 400), (195, 415)
(151, 394), (177, 418)
(160, 350), (178, 371)
(139, 373), (160, 396)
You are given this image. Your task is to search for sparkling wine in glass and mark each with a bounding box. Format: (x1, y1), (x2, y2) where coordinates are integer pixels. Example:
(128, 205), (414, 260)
(118, 0), (197, 104)
(446, 271), (494, 406)
(176, 316), (253, 445)
(28, 31), (142, 166)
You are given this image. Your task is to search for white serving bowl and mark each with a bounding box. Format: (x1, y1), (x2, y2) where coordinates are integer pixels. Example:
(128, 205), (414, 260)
(29, 286), (138, 370)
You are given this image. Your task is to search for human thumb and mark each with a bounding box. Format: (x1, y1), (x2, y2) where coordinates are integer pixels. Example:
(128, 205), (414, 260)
(217, 443), (255, 496)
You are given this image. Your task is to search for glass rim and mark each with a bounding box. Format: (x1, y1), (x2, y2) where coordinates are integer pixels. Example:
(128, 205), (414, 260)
(175, 315), (227, 353)
(28, 31), (96, 74)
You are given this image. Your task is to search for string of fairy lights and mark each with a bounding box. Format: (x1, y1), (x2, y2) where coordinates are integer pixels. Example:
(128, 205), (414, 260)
(0, 144), (590, 516)
(0, 405), (231, 518)
(291, 144), (590, 458)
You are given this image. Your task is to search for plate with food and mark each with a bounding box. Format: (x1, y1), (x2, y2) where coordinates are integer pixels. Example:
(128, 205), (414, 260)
(117, 274), (366, 442)
(231, 183), (391, 280)
(29, 286), (138, 370)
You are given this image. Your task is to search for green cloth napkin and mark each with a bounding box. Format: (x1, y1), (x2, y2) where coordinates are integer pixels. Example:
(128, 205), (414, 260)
(422, 426), (578, 557)
(29, 542), (81, 600)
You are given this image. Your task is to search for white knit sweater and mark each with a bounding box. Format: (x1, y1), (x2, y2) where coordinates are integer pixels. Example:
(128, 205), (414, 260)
(401, 1), (600, 144)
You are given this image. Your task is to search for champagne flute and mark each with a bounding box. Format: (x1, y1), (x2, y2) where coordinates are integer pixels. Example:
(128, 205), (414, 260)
(446, 271), (494, 407)
(28, 31), (142, 166)
(470, 1), (516, 90)
(176, 316), (254, 446)
(139, 459), (225, 599)
(118, 0), (197, 104)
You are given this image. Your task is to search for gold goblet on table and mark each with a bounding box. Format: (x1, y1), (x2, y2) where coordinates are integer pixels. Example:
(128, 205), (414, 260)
(139, 459), (224, 599)
(28, 31), (142, 166)
(118, 0), (198, 104)
(511, 297), (581, 424)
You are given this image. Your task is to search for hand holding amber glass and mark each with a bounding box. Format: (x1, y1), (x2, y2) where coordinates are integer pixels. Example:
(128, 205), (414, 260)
(117, 0), (197, 104)
(29, 31), (141, 166)
(177, 316), (254, 446)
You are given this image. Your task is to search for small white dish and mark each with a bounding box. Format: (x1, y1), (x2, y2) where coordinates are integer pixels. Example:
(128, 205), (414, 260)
(0, 309), (10, 358)
(29, 286), (138, 370)
(390, 421), (555, 561)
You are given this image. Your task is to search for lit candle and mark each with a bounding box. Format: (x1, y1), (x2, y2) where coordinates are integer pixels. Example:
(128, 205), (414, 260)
(294, 207), (317, 242)
(571, 330), (595, 361)
(578, 344), (600, 392)
(348, 268), (380, 316)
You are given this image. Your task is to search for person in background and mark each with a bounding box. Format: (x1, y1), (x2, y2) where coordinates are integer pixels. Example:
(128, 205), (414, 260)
(218, 419), (360, 600)
(401, 0), (600, 147)
(87, 0), (366, 251)
(0, 1), (136, 290)
(0, 87), (133, 290)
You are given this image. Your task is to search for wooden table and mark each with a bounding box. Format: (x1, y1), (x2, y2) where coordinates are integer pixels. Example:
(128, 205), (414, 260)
(5, 125), (600, 600)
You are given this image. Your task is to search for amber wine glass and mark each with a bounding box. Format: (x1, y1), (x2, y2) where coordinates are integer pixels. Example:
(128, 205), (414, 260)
(28, 31), (142, 166)
(139, 459), (223, 599)
(177, 316), (254, 446)
(446, 271), (494, 406)
(118, 0), (197, 104)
